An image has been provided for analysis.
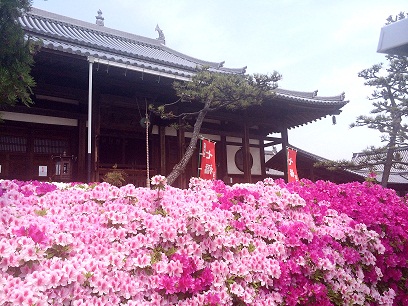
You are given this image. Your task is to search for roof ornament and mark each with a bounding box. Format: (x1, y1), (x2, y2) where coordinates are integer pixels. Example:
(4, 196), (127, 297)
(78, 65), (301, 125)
(155, 24), (165, 45)
(217, 61), (225, 68)
(313, 90), (318, 97)
(96, 9), (104, 26)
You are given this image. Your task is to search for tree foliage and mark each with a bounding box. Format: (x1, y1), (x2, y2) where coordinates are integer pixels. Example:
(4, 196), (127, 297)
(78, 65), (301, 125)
(153, 68), (281, 185)
(0, 0), (37, 108)
(317, 12), (408, 187)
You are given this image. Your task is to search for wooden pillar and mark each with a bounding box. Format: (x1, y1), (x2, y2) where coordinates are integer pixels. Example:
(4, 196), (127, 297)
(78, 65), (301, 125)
(177, 120), (187, 188)
(77, 116), (87, 182)
(260, 138), (266, 179)
(219, 126), (228, 181)
(92, 89), (101, 182)
(309, 165), (315, 181)
(159, 126), (166, 176)
(243, 117), (252, 183)
(28, 129), (34, 180)
(281, 127), (289, 182)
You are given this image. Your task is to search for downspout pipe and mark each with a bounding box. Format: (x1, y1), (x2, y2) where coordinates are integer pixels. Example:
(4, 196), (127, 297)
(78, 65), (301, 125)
(87, 56), (94, 183)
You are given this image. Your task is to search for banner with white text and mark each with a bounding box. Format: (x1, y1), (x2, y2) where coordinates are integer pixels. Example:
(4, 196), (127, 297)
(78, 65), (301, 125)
(199, 139), (216, 180)
(287, 147), (299, 182)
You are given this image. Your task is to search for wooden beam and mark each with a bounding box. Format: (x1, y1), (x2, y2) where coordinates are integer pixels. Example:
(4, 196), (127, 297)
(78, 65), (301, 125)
(265, 136), (282, 143)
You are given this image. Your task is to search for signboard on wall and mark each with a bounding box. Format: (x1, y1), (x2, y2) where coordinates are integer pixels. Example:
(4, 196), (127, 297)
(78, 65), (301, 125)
(38, 166), (48, 177)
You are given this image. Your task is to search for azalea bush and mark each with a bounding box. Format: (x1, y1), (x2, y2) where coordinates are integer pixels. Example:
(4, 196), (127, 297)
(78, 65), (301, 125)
(0, 176), (407, 305)
(278, 179), (408, 305)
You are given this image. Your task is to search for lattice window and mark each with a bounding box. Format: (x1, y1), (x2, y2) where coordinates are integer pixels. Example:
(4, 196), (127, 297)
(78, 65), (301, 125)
(34, 138), (68, 154)
(0, 136), (27, 152)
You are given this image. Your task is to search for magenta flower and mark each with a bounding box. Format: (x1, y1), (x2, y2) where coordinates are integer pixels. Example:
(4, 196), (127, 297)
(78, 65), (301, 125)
(232, 220), (246, 231)
(178, 274), (194, 293)
(14, 226), (27, 237)
(27, 225), (47, 244)
(14, 224), (47, 245)
(205, 293), (221, 306)
(159, 275), (176, 294)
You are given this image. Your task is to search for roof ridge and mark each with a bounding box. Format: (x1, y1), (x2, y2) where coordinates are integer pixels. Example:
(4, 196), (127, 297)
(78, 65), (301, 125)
(275, 88), (318, 98)
(352, 145), (408, 157)
(287, 144), (329, 162)
(314, 92), (346, 101)
(28, 7), (246, 74)
(29, 7), (160, 46)
(160, 45), (245, 73)
(274, 88), (348, 105)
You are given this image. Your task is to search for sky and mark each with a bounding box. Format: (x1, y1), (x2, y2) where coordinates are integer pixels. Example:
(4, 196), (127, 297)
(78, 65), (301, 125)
(31, 0), (407, 160)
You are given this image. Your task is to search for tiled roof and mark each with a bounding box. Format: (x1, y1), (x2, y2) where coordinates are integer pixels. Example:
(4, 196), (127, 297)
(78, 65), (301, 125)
(286, 145), (330, 162)
(274, 88), (347, 105)
(21, 8), (348, 109)
(21, 8), (246, 80)
(265, 145), (365, 183)
(352, 146), (408, 184)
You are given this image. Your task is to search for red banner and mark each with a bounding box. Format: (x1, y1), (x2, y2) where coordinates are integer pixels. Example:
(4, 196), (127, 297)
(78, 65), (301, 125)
(199, 139), (216, 180)
(287, 147), (299, 182)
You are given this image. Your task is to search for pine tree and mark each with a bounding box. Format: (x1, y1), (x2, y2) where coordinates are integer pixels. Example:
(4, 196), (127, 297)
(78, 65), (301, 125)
(0, 0), (37, 108)
(152, 68), (281, 185)
(317, 13), (408, 187)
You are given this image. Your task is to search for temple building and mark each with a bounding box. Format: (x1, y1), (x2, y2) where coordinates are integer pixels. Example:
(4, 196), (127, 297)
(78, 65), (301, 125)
(0, 7), (348, 188)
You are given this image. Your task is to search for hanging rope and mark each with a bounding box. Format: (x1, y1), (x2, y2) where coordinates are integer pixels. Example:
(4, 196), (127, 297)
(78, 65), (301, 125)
(145, 99), (150, 188)
(136, 98), (150, 188)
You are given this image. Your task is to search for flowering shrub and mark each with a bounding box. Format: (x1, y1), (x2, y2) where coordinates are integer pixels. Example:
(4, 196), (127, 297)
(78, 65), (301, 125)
(0, 177), (406, 305)
(278, 179), (408, 305)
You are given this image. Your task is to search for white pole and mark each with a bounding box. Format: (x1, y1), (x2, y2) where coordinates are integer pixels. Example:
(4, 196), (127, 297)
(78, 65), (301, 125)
(87, 57), (94, 182)
(146, 110), (150, 188)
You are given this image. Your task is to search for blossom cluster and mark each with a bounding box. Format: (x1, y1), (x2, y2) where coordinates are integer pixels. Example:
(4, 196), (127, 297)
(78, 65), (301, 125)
(0, 177), (406, 305)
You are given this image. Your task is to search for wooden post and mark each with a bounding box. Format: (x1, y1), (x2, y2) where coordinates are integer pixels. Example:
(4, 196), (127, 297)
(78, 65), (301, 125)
(260, 138), (266, 179)
(159, 125), (166, 176)
(281, 127), (289, 182)
(92, 89), (101, 183)
(220, 125), (227, 181)
(243, 117), (252, 183)
(177, 119), (186, 188)
(77, 116), (86, 182)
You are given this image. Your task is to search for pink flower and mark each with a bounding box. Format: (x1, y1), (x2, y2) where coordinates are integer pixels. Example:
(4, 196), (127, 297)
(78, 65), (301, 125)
(166, 260), (183, 277)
